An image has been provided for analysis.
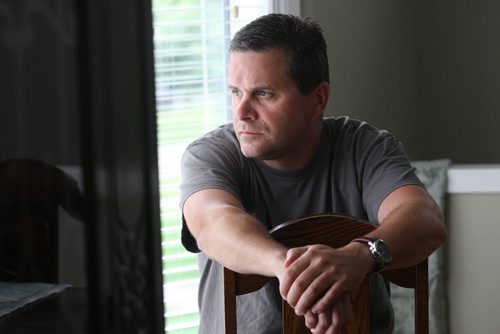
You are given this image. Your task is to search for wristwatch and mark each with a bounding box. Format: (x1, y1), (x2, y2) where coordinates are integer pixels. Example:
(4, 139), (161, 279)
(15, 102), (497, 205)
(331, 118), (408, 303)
(351, 237), (393, 273)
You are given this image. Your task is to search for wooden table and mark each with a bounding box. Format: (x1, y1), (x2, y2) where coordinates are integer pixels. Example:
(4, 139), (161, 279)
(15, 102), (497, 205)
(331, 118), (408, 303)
(0, 287), (88, 334)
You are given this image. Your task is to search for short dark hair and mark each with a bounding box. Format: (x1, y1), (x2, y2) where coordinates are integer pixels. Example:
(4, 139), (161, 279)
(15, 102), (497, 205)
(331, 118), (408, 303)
(229, 13), (329, 95)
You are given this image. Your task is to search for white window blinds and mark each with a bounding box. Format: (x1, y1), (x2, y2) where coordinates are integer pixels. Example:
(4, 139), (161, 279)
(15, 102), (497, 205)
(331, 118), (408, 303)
(152, 1), (270, 333)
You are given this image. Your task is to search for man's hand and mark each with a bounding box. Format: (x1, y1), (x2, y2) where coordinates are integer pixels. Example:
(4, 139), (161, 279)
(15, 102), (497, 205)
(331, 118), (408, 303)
(304, 292), (353, 334)
(277, 243), (374, 317)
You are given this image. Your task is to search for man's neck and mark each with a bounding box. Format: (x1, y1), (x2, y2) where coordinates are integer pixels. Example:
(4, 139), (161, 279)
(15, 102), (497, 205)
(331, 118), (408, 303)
(262, 123), (323, 172)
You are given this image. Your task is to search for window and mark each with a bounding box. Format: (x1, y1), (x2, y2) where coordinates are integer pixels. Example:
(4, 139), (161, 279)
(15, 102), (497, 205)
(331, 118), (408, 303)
(152, 1), (271, 333)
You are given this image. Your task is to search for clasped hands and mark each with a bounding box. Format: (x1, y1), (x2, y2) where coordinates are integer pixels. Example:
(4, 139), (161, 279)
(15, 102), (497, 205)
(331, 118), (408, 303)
(276, 244), (371, 334)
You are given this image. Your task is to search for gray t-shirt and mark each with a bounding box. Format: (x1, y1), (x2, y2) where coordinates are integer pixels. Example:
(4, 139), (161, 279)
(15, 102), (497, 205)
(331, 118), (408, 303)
(180, 117), (423, 333)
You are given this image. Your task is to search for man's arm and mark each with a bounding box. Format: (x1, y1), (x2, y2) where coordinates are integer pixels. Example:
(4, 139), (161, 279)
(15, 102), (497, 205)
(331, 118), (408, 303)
(185, 184), (447, 333)
(370, 184), (448, 269)
(283, 184), (447, 316)
(183, 188), (288, 277)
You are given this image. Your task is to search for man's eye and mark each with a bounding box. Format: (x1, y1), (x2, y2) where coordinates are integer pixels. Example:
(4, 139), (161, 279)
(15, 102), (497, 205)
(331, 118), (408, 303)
(231, 89), (241, 97)
(257, 91), (272, 97)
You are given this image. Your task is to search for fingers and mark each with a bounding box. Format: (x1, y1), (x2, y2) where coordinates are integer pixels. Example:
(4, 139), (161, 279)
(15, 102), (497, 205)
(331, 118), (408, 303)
(306, 293), (353, 334)
(281, 245), (342, 315)
(279, 244), (362, 319)
(279, 246), (311, 301)
(304, 311), (318, 329)
(284, 247), (308, 267)
(310, 311), (331, 333)
(293, 271), (336, 316)
(310, 277), (344, 314)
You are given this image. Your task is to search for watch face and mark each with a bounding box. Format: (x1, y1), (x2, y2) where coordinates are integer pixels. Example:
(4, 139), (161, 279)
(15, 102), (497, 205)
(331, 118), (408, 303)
(374, 239), (393, 264)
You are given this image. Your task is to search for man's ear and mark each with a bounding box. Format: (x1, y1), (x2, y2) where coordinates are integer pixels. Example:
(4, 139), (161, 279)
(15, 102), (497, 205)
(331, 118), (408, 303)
(312, 81), (330, 118)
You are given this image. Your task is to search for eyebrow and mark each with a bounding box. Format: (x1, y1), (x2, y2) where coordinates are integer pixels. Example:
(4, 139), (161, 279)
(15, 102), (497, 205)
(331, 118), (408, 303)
(228, 85), (274, 91)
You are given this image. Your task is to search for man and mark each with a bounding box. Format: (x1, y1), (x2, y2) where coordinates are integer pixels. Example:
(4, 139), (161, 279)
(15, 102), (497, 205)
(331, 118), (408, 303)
(180, 13), (447, 333)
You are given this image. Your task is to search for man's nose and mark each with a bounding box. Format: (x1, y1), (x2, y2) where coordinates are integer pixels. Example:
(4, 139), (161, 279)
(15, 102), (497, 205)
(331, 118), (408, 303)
(233, 95), (257, 120)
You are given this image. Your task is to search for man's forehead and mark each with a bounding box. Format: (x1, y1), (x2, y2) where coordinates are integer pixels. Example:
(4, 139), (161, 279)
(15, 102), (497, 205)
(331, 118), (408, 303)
(228, 48), (286, 61)
(228, 50), (290, 85)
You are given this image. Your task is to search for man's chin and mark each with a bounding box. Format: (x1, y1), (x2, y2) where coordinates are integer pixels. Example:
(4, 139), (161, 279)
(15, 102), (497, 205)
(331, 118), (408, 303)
(240, 149), (258, 159)
(240, 145), (263, 159)
(241, 148), (278, 162)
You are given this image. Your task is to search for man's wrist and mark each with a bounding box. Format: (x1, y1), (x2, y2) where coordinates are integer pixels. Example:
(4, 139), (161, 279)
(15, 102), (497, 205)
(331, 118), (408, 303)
(271, 247), (289, 277)
(346, 241), (378, 275)
(351, 237), (393, 273)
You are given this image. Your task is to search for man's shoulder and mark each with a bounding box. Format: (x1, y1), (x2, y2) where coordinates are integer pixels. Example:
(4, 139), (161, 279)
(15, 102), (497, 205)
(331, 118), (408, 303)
(323, 116), (389, 140)
(187, 123), (239, 151)
(201, 123), (236, 141)
(181, 123), (247, 173)
(323, 116), (380, 132)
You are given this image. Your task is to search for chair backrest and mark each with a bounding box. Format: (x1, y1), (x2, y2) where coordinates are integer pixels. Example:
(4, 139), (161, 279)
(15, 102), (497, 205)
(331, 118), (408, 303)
(223, 213), (428, 334)
(0, 159), (85, 283)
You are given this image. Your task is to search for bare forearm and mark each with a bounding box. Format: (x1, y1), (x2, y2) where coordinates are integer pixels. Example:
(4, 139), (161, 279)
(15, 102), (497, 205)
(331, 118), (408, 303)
(197, 207), (286, 276)
(372, 186), (447, 269)
(184, 189), (287, 277)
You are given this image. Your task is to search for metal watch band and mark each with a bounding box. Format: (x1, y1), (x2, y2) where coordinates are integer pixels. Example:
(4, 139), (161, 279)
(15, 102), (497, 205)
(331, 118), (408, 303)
(351, 237), (386, 273)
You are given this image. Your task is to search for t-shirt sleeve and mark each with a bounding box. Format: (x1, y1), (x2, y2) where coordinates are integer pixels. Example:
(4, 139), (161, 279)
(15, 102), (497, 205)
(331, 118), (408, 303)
(353, 124), (424, 223)
(179, 132), (243, 252)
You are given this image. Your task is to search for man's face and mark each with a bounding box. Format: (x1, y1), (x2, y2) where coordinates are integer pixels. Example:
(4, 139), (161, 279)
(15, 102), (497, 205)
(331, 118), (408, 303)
(228, 49), (322, 170)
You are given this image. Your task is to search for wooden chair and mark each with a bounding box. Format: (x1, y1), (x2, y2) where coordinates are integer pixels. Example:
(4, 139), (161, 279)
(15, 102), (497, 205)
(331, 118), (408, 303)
(0, 159), (85, 283)
(223, 213), (428, 333)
